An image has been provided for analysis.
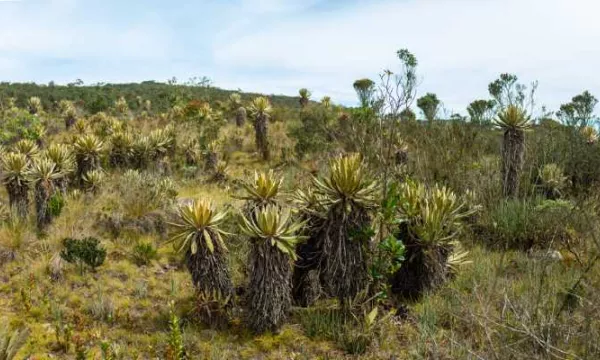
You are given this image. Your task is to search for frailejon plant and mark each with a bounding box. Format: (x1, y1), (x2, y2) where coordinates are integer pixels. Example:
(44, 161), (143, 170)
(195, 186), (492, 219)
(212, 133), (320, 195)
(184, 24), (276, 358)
(239, 205), (305, 333)
(82, 170), (104, 194)
(494, 105), (532, 198)
(249, 96), (272, 160)
(12, 139), (39, 159)
(167, 199), (234, 326)
(1, 153), (30, 218)
(291, 187), (328, 307)
(26, 158), (64, 231)
(109, 132), (134, 168)
(539, 163), (568, 199)
(389, 180), (476, 299)
(238, 170), (283, 215)
(299, 88), (312, 108)
(44, 144), (75, 194)
(73, 134), (104, 186)
(313, 153), (378, 305)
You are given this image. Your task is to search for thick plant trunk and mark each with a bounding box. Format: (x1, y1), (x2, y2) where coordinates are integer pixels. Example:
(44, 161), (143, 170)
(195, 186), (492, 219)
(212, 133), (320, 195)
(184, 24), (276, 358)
(318, 204), (370, 304)
(7, 181), (29, 218)
(501, 129), (525, 198)
(35, 182), (52, 231)
(390, 224), (451, 300)
(76, 155), (100, 186)
(109, 149), (129, 168)
(65, 115), (76, 129)
(185, 236), (234, 297)
(236, 107), (246, 127)
(204, 151), (217, 172)
(254, 114), (270, 161)
(292, 216), (324, 307)
(247, 240), (292, 334)
(185, 233), (234, 327)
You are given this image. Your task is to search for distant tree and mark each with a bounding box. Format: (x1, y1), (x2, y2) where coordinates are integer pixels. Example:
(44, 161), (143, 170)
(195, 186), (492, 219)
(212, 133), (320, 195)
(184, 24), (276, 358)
(399, 107), (416, 122)
(557, 90), (598, 128)
(417, 93), (441, 122)
(321, 96), (331, 109)
(299, 88), (311, 108)
(353, 78), (376, 108)
(488, 73), (537, 111)
(467, 99), (496, 124)
(449, 113), (467, 122)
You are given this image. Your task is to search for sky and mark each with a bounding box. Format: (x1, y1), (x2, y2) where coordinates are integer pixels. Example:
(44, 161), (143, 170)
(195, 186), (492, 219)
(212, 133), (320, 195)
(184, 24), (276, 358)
(1, 0), (599, 114)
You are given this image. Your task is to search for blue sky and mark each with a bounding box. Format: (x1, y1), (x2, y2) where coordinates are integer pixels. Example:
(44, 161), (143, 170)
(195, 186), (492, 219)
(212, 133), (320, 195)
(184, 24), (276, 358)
(1, 0), (599, 114)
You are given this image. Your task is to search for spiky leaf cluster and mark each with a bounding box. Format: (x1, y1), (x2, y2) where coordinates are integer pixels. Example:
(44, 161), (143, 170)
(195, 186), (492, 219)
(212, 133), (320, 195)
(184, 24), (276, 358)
(396, 180), (476, 246)
(580, 126), (598, 144)
(168, 199), (229, 255)
(313, 153), (378, 209)
(249, 97), (272, 119)
(1, 153), (29, 186)
(73, 134), (104, 159)
(114, 97), (129, 114)
(539, 163), (568, 196)
(292, 187), (328, 219)
(83, 170), (104, 192)
(26, 158), (64, 184)
(493, 105), (532, 130)
(27, 96), (43, 114)
(447, 241), (472, 274)
(240, 205), (305, 260)
(109, 132), (134, 159)
(44, 144), (75, 174)
(12, 139), (39, 158)
(240, 170), (282, 206)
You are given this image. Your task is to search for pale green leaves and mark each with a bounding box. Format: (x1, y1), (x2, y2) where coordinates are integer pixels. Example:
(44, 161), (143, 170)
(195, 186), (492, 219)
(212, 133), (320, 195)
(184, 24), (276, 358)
(239, 205), (305, 260)
(493, 105), (532, 131)
(239, 170), (282, 205)
(168, 199), (229, 255)
(313, 153), (378, 209)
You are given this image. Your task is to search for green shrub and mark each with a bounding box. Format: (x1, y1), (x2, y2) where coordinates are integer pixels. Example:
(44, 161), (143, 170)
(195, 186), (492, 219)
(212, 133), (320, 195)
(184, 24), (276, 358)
(291, 106), (336, 158)
(117, 170), (177, 218)
(0, 108), (45, 144)
(48, 193), (65, 217)
(296, 306), (390, 355)
(60, 237), (107, 273)
(131, 241), (158, 266)
(483, 198), (578, 250)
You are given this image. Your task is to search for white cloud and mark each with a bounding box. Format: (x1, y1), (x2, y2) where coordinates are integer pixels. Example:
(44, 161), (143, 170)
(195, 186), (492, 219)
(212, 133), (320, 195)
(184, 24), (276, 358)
(238, 0), (322, 14)
(214, 0), (600, 112)
(1, 0), (599, 115)
(0, 0), (173, 63)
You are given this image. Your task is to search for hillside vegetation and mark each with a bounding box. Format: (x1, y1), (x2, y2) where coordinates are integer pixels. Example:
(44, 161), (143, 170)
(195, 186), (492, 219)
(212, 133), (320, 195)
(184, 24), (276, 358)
(0, 50), (599, 359)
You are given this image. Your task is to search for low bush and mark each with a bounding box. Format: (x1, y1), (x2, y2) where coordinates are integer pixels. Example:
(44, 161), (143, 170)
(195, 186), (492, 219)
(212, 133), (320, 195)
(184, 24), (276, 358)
(481, 198), (585, 250)
(131, 241), (158, 266)
(60, 237), (107, 273)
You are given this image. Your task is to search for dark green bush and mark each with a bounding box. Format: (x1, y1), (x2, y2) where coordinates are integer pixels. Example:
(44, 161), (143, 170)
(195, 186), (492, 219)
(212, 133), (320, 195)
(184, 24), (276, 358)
(60, 237), (106, 273)
(291, 106), (336, 158)
(48, 193), (65, 217)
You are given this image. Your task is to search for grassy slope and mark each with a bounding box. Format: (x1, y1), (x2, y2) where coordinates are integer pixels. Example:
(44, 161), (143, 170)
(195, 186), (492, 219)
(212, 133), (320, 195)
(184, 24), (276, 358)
(1, 150), (596, 359)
